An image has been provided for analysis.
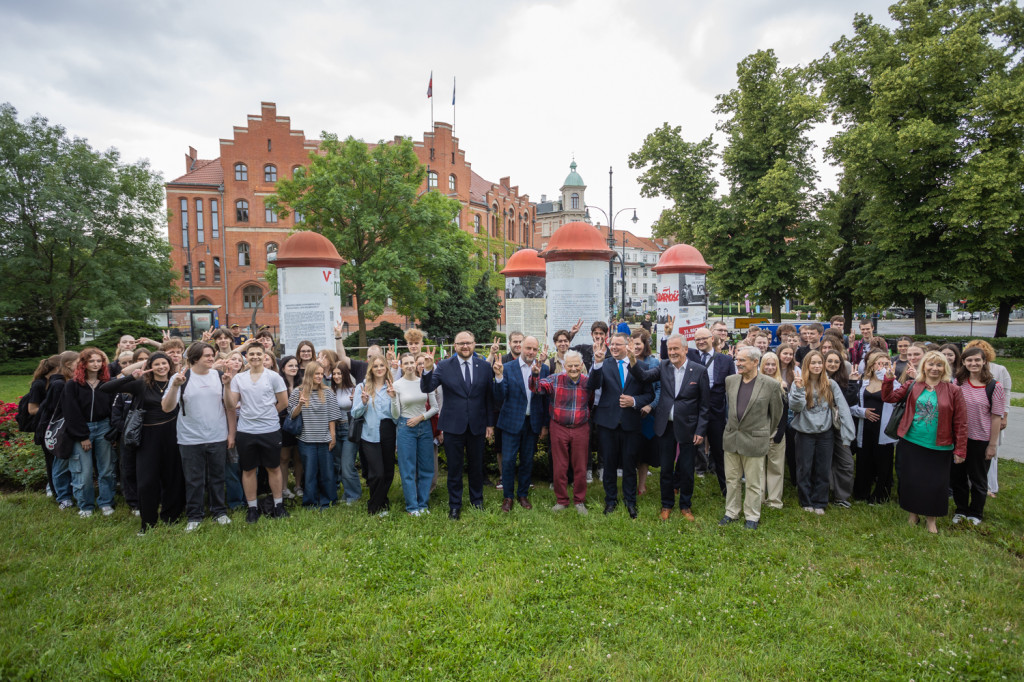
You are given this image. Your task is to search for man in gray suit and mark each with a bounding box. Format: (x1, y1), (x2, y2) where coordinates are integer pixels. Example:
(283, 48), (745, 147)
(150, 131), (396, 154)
(720, 347), (784, 530)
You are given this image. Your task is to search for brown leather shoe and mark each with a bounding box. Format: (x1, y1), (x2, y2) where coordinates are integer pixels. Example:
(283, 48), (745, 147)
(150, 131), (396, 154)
(501, 498), (514, 513)
(659, 508), (671, 521)
(518, 496), (533, 510)
(680, 508), (695, 522)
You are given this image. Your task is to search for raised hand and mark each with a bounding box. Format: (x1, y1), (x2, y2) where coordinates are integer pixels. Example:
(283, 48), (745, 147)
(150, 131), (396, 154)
(334, 321), (344, 338)
(422, 346), (436, 372)
(593, 343), (606, 364)
(171, 371), (187, 387)
(664, 315), (675, 337)
(884, 365), (896, 380)
(385, 348), (397, 368)
(532, 359), (541, 376)
(538, 344), (548, 364)
(201, 330), (213, 342)
(570, 318), (583, 336)
(793, 375), (804, 390)
(221, 371), (233, 386)
(132, 368), (154, 379)
(490, 337), (500, 360)
(361, 385), (371, 404)
(162, 330), (171, 342)
(627, 348), (637, 367)
(492, 355), (504, 379)
(386, 380), (396, 398)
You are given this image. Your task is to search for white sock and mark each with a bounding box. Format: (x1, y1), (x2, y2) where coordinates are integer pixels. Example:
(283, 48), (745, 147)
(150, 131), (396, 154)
(247, 500), (257, 508)
(273, 497), (283, 506)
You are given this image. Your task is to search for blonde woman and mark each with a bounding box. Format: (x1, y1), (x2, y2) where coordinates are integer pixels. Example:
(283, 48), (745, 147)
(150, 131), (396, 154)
(759, 352), (789, 509)
(351, 355), (400, 515)
(789, 351), (855, 515)
(288, 362), (343, 509)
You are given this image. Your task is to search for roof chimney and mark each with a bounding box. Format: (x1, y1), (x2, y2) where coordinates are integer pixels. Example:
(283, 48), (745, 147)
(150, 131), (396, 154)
(186, 146), (198, 172)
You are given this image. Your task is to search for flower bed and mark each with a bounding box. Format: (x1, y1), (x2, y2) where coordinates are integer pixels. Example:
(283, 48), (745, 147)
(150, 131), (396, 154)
(0, 401), (47, 490)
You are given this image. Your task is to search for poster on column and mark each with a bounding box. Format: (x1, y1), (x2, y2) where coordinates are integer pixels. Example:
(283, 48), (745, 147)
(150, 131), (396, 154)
(278, 266), (340, 355)
(656, 273), (707, 345)
(545, 260), (608, 347)
(504, 276), (547, 342)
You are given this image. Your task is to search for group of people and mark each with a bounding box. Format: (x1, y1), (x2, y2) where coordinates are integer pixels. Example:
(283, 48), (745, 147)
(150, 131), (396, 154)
(21, 313), (1009, 534)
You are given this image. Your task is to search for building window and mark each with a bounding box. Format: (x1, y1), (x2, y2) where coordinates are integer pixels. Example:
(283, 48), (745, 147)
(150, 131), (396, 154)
(195, 198), (205, 243)
(427, 172), (438, 190)
(183, 264), (190, 282)
(643, 282), (648, 294)
(265, 205), (278, 223)
(267, 138), (272, 152)
(632, 283), (637, 294)
(449, 174), (456, 191)
(196, 297), (212, 306)
(571, 193), (579, 210)
(292, 165), (303, 178)
(266, 242), (278, 261)
(198, 261), (206, 282)
(294, 211), (304, 225)
(179, 198), (189, 248)
(474, 215), (481, 234)
(234, 163), (247, 181)
(210, 199), (219, 239)
(213, 256), (221, 282)
(238, 242), (250, 267)
(507, 210), (515, 242)
(264, 164), (277, 183)
(236, 200), (249, 222)
(453, 212), (461, 229)
(243, 285), (264, 309)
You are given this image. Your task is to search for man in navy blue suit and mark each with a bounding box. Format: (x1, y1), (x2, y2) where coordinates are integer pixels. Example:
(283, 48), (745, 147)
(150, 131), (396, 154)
(492, 336), (549, 512)
(630, 334), (711, 521)
(421, 330), (495, 520)
(586, 332), (656, 518)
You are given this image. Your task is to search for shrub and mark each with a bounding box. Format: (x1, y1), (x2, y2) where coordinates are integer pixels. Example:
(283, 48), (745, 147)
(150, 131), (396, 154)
(0, 402), (46, 490)
(90, 320), (164, 354)
(905, 335), (1024, 358)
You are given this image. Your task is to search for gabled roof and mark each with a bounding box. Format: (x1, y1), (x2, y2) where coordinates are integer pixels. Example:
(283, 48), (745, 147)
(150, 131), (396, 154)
(468, 170), (524, 207)
(167, 158), (223, 186)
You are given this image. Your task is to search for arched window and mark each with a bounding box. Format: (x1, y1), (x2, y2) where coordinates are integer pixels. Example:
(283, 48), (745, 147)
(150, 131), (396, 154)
(236, 200), (249, 222)
(198, 261), (207, 282)
(449, 174), (457, 192)
(237, 242), (250, 267)
(213, 256), (221, 282)
(492, 203), (499, 236)
(292, 165), (303, 178)
(234, 163), (247, 181)
(507, 209), (515, 242)
(264, 164), (277, 183)
(571, 193), (579, 210)
(266, 242), (278, 261)
(196, 297), (212, 306)
(243, 285), (264, 309)
(427, 171), (438, 190)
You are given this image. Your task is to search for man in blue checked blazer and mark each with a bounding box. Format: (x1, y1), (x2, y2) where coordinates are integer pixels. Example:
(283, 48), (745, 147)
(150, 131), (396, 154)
(492, 336), (549, 512)
(421, 330), (495, 520)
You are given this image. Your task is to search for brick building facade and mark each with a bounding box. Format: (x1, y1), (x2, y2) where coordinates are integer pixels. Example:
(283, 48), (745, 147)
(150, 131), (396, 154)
(166, 102), (535, 334)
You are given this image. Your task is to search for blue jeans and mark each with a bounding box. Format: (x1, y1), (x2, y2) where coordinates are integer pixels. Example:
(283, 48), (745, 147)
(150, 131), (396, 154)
(332, 421), (362, 503)
(69, 419), (115, 511)
(396, 417), (434, 512)
(501, 416), (539, 499)
(224, 450), (244, 509)
(299, 440), (337, 508)
(50, 454), (74, 504)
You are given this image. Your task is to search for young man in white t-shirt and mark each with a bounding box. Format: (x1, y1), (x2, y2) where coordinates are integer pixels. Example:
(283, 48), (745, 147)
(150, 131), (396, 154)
(225, 344), (289, 522)
(162, 342), (237, 531)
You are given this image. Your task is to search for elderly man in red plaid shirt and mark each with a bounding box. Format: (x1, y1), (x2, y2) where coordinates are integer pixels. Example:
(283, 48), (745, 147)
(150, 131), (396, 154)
(530, 349), (595, 514)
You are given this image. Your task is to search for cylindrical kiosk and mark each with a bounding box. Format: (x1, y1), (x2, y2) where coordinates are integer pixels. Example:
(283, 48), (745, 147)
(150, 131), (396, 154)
(275, 231), (343, 356)
(501, 249), (547, 343)
(539, 221), (612, 347)
(652, 243), (712, 346)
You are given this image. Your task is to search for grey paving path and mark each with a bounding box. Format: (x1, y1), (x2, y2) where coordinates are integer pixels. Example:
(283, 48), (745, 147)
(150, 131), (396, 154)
(1000, 406), (1024, 464)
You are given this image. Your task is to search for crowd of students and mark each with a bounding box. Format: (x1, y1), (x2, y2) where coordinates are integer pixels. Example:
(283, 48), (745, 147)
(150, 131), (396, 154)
(19, 314), (1010, 534)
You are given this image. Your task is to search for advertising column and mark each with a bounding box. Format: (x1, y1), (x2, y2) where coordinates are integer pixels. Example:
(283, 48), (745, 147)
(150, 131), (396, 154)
(652, 243), (712, 346)
(274, 232), (345, 356)
(501, 249), (547, 342)
(540, 221), (612, 347)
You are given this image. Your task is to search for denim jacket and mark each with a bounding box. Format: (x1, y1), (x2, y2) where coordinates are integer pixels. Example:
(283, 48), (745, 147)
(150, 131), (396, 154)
(350, 383), (399, 443)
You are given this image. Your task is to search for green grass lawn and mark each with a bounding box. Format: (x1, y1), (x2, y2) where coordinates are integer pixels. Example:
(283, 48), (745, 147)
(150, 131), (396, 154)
(0, 375), (30, 405)
(998, 357), (1024, 392)
(1, 458), (1022, 679)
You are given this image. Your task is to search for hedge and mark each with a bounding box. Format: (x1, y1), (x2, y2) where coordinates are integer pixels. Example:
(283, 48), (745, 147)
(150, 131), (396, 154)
(905, 335), (1024, 358)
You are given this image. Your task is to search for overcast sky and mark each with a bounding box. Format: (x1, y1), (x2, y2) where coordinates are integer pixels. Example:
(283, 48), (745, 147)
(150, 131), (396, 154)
(1, 0), (895, 238)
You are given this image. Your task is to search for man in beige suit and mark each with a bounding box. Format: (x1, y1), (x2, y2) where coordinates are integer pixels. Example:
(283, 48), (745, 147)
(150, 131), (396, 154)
(720, 347), (784, 530)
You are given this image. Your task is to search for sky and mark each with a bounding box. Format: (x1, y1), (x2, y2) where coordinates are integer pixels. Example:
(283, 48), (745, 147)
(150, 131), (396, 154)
(0, 0), (896, 238)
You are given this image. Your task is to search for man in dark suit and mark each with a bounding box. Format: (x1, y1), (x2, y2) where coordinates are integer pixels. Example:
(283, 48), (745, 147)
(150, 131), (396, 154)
(630, 334), (710, 521)
(586, 332), (656, 518)
(421, 330), (495, 520)
(493, 336), (549, 511)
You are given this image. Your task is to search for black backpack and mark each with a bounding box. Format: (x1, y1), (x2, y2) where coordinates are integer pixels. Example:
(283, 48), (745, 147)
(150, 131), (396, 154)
(178, 369), (226, 416)
(15, 393), (40, 433)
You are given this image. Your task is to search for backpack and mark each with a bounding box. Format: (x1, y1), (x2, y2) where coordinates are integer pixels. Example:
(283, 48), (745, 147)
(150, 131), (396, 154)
(15, 393), (39, 433)
(178, 369), (225, 416)
(985, 380), (997, 410)
(43, 396), (75, 460)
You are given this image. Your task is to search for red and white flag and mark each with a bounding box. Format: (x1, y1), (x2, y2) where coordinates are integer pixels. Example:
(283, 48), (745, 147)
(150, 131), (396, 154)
(427, 71), (433, 98)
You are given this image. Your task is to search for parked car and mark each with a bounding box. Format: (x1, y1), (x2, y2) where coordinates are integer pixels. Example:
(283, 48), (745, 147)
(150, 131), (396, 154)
(954, 310), (980, 321)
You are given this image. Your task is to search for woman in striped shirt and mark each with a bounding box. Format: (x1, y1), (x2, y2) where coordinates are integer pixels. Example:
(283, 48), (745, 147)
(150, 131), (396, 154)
(287, 362), (343, 509)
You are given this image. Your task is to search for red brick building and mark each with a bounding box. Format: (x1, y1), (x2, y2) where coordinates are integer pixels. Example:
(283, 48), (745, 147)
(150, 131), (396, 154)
(166, 102), (535, 333)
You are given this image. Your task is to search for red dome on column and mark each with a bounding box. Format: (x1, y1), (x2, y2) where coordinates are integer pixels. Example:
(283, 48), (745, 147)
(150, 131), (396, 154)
(274, 231), (343, 269)
(652, 243), (711, 274)
(501, 249), (546, 277)
(539, 221), (612, 262)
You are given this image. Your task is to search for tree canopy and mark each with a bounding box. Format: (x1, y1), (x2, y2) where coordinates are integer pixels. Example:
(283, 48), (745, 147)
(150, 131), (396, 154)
(0, 103), (177, 351)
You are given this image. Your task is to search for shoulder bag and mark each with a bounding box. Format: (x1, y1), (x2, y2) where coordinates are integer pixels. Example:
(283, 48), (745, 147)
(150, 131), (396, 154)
(883, 381), (914, 440)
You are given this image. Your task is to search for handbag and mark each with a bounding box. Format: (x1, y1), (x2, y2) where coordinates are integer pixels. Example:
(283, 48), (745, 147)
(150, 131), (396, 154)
(282, 410), (303, 437)
(884, 381), (914, 440)
(44, 408), (75, 460)
(347, 412), (364, 444)
(122, 402), (145, 447)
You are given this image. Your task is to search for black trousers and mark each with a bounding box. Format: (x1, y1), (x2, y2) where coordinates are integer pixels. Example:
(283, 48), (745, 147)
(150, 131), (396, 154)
(658, 429), (696, 510)
(951, 438), (991, 520)
(362, 420), (396, 514)
(136, 420), (185, 531)
(853, 438), (894, 504)
(706, 415), (727, 495)
(120, 443), (139, 510)
(444, 429), (485, 510)
(597, 425), (638, 507)
(785, 425), (798, 485)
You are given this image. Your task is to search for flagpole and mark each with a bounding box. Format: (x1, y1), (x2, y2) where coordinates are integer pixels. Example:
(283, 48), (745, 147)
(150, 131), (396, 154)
(452, 76), (456, 132)
(427, 70), (434, 163)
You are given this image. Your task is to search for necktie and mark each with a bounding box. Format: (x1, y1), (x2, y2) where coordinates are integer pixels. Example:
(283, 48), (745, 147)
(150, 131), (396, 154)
(702, 352), (711, 367)
(463, 360), (471, 388)
(618, 360), (626, 388)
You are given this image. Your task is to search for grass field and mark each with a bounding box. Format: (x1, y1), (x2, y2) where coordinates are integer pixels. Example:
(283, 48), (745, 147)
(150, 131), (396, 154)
(1, 459), (1023, 679)
(998, 357), (1024, 392)
(0, 376), (29, 405)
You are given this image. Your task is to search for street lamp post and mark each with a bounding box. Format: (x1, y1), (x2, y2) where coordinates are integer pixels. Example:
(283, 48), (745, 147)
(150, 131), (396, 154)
(585, 166), (637, 323)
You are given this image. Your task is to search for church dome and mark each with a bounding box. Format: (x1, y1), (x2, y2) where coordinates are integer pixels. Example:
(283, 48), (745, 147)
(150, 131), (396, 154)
(562, 161), (585, 188)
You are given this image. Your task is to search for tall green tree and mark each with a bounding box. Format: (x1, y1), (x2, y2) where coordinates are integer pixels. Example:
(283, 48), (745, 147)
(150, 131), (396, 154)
(817, 0), (1023, 334)
(0, 103), (177, 351)
(631, 49), (824, 321)
(269, 134), (474, 347)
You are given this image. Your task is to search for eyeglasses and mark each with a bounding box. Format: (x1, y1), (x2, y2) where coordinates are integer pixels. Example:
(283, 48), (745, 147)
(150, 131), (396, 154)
(455, 341), (474, 346)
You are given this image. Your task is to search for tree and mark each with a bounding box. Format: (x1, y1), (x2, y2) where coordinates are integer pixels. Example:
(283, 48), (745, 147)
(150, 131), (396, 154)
(0, 103), (177, 351)
(816, 0), (1023, 334)
(419, 266), (501, 344)
(631, 50), (824, 322)
(269, 134), (474, 348)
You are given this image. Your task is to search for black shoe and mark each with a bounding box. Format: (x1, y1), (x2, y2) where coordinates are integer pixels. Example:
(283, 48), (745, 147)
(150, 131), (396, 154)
(472, 502), (484, 511)
(719, 515), (734, 526)
(627, 505), (638, 519)
(271, 503), (290, 519)
(603, 503), (617, 515)
(449, 507), (461, 520)
(744, 520), (758, 530)
(482, 477), (494, 487)
(245, 506), (260, 524)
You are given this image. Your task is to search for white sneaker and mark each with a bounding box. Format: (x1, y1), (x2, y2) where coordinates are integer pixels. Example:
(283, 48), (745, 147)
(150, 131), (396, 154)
(551, 503), (568, 512)
(132, 509), (141, 517)
(45, 483), (53, 498)
(185, 521), (201, 532)
(58, 500), (74, 511)
(295, 487), (304, 497)
(377, 510), (389, 518)
(802, 506), (815, 513)
(586, 470), (593, 484)
(617, 469), (623, 478)
(78, 509), (93, 518)
(951, 513), (965, 524)
(215, 514), (231, 525)
(101, 506), (115, 516)
(967, 516), (982, 526)
(597, 468), (603, 481)
(575, 503), (588, 516)
(814, 508), (825, 516)
(282, 487), (296, 500)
